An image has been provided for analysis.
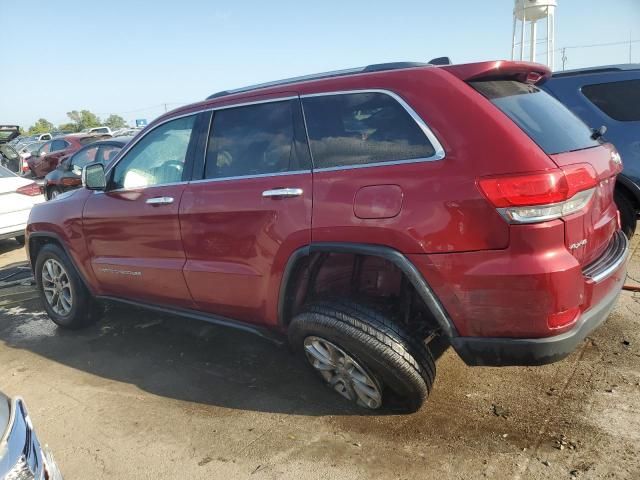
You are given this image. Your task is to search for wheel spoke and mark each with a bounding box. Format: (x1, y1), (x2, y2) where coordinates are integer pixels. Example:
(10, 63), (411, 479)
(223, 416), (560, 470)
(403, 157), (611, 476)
(303, 336), (382, 409)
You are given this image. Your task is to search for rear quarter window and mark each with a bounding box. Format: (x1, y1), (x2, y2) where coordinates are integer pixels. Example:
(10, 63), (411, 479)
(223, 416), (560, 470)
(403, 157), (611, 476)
(472, 80), (600, 155)
(581, 79), (640, 122)
(302, 92), (436, 169)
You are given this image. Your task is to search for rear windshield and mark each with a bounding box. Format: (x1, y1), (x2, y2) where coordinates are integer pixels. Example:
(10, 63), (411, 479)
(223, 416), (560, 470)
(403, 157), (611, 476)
(471, 80), (600, 155)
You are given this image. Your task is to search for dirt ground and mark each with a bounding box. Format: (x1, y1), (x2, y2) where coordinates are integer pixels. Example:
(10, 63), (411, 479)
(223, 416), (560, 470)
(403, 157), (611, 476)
(0, 238), (639, 480)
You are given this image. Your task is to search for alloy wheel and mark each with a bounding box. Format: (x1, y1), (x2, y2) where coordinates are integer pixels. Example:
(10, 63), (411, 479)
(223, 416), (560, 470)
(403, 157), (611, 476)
(303, 336), (383, 409)
(41, 259), (73, 316)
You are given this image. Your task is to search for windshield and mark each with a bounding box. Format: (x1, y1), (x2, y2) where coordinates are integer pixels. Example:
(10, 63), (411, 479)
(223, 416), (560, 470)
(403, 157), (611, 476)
(471, 80), (601, 155)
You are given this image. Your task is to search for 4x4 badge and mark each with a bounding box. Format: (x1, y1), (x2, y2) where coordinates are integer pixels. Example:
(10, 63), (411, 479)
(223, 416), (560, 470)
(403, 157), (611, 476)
(569, 239), (588, 250)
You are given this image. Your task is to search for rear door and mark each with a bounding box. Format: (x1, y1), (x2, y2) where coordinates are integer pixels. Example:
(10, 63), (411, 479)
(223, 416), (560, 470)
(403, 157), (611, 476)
(179, 95), (312, 326)
(83, 113), (202, 308)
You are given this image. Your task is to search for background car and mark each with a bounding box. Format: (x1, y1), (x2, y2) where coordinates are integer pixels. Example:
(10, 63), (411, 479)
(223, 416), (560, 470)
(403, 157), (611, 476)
(542, 64), (640, 236)
(0, 143), (21, 173)
(44, 136), (131, 200)
(26, 134), (109, 178)
(0, 125), (20, 145)
(0, 391), (63, 479)
(81, 126), (112, 136)
(17, 141), (45, 173)
(0, 165), (43, 244)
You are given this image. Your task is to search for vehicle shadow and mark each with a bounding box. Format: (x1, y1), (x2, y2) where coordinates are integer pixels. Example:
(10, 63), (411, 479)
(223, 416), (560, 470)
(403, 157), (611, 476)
(0, 292), (381, 417)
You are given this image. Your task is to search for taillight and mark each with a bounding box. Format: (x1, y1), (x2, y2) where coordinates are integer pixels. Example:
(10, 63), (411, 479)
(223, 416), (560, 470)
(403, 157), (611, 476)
(61, 177), (81, 187)
(16, 182), (42, 196)
(478, 163), (598, 224)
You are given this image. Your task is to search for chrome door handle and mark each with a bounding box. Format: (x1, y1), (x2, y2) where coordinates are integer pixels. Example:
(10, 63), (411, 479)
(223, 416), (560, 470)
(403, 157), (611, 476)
(262, 188), (303, 198)
(146, 196), (174, 205)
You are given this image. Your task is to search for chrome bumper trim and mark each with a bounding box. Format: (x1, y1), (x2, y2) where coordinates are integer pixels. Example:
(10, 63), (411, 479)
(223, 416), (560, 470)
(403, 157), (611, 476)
(582, 230), (629, 283)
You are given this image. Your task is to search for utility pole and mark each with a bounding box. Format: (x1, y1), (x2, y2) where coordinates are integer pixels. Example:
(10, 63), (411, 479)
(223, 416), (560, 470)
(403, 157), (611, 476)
(164, 103), (168, 113)
(561, 47), (567, 71)
(630, 31), (633, 63)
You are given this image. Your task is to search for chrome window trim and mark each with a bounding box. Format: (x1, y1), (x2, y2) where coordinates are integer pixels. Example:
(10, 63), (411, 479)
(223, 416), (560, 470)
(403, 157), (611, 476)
(189, 169), (311, 185)
(104, 96), (299, 192)
(300, 89), (446, 166)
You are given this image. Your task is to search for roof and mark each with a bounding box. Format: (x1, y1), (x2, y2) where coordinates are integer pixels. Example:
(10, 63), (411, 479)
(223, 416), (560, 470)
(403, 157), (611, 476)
(206, 61), (431, 100)
(552, 64), (640, 78)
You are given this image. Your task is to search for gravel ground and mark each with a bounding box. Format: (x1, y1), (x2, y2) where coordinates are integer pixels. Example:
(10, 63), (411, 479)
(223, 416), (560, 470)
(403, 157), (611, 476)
(0, 237), (639, 480)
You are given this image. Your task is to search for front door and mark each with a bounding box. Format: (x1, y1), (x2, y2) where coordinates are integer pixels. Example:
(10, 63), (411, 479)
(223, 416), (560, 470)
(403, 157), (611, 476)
(179, 96), (313, 326)
(83, 114), (200, 308)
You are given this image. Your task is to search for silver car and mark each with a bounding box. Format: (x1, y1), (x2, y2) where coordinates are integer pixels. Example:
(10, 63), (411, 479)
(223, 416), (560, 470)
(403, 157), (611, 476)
(0, 393), (62, 479)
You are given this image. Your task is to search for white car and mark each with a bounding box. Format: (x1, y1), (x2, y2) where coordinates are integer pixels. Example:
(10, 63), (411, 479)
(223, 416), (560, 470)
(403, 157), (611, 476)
(0, 165), (44, 244)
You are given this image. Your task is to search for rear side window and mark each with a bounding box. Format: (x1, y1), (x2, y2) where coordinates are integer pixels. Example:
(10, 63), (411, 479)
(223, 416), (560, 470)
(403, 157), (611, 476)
(582, 80), (640, 122)
(302, 92), (435, 169)
(205, 100), (305, 180)
(50, 139), (68, 151)
(472, 80), (600, 155)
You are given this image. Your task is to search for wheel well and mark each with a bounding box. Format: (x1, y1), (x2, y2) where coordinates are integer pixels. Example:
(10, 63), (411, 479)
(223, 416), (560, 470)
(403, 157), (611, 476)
(28, 235), (62, 270)
(615, 180), (640, 212)
(280, 251), (446, 338)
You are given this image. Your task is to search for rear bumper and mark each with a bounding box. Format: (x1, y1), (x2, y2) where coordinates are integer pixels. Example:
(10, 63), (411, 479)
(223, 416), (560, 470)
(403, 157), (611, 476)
(448, 231), (629, 366)
(450, 274), (624, 366)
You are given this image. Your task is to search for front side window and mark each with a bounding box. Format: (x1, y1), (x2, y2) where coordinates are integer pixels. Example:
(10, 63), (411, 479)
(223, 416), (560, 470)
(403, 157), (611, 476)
(582, 79), (640, 122)
(40, 142), (52, 155)
(97, 145), (122, 165)
(472, 80), (600, 154)
(204, 100), (299, 180)
(302, 92), (436, 169)
(70, 146), (98, 170)
(111, 115), (195, 190)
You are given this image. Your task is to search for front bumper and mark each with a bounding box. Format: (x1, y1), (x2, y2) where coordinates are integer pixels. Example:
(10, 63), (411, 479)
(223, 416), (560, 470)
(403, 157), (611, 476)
(0, 397), (62, 480)
(449, 231), (629, 366)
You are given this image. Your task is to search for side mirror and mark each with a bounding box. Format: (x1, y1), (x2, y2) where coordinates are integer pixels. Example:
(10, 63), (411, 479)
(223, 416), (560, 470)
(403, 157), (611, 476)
(40, 151), (47, 157)
(82, 163), (106, 190)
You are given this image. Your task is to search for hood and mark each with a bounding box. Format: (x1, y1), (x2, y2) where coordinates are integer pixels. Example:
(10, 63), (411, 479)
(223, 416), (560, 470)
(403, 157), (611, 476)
(0, 126), (20, 145)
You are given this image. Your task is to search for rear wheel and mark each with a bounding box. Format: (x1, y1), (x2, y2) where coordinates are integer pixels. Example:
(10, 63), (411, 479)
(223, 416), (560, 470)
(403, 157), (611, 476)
(35, 244), (103, 329)
(48, 187), (62, 200)
(615, 189), (637, 238)
(289, 300), (436, 412)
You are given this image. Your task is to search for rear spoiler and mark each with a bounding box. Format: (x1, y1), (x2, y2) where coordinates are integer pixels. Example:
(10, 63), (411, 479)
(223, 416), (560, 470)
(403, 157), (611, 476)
(441, 61), (551, 85)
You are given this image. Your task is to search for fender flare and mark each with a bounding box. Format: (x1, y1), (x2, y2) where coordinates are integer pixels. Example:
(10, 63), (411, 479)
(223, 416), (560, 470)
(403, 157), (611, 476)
(278, 242), (458, 338)
(28, 232), (95, 295)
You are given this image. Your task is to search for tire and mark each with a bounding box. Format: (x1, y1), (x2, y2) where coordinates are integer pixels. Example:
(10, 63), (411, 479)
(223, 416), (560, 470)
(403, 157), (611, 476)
(615, 189), (637, 238)
(48, 187), (62, 201)
(14, 235), (25, 246)
(289, 299), (436, 412)
(35, 243), (103, 329)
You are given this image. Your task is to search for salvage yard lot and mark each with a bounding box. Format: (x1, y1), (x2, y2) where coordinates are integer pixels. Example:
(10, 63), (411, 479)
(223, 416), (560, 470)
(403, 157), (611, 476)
(0, 239), (639, 480)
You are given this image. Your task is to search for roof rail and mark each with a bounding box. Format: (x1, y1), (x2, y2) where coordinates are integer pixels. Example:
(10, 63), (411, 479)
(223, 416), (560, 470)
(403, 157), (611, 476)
(553, 63), (640, 78)
(206, 61), (432, 100)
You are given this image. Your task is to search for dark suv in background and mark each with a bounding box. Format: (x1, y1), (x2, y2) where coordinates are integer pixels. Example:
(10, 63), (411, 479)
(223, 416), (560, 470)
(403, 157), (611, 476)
(543, 64), (640, 236)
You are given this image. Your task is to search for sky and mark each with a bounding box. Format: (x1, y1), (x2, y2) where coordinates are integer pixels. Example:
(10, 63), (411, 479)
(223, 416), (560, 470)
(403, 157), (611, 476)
(1, 0), (639, 128)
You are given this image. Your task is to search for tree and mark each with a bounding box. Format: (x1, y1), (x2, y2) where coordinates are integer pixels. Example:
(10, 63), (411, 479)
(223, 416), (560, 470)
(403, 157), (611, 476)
(57, 122), (78, 133)
(66, 110), (101, 131)
(104, 114), (128, 130)
(28, 118), (54, 135)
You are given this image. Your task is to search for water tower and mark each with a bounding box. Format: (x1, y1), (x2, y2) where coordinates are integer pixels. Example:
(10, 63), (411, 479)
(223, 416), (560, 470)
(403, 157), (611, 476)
(511, 0), (557, 69)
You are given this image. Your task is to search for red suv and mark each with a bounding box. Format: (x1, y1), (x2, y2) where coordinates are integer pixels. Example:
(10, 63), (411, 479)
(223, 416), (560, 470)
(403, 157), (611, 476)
(26, 61), (629, 411)
(27, 134), (108, 178)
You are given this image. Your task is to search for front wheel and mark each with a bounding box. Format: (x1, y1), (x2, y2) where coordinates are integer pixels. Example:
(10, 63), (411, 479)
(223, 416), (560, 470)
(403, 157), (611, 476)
(289, 300), (436, 412)
(35, 244), (103, 329)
